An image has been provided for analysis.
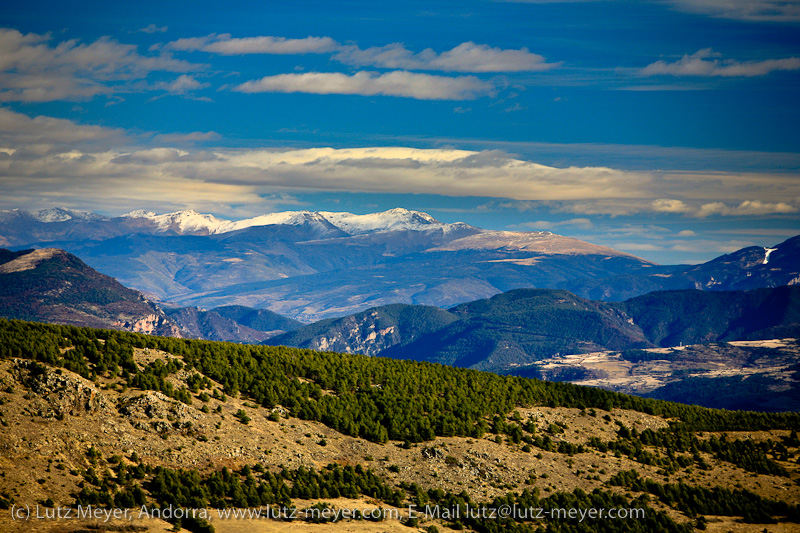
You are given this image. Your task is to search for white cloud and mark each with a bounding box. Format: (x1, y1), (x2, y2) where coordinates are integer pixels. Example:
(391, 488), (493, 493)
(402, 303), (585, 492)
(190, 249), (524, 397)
(607, 237), (759, 256)
(503, 0), (800, 21)
(642, 48), (800, 77)
(696, 200), (799, 216)
(0, 28), (202, 102)
(0, 107), (127, 153)
(165, 34), (338, 55)
(502, 103), (527, 113)
(155, 74), (210, 94)
(612, 242), (666, 252)
(710, 228), (800, 236)
(164, 33), (555, 73)
(233, 71), (494, 100)
(334, 41), (557, 73)
(652, 198), (691, 213)
(139, 24), (168, 34)
(667, 0), (800, 22)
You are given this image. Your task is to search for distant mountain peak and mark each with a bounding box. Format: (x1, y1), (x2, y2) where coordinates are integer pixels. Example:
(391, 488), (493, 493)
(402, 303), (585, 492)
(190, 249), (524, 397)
(117, 207), (460, 236)
(0, 248), (66, 274)
(33, 207), (106, 223)
(122, 209), (157, 218)
(122, 209), (227, 235)
(426, 229), (641, 259)
(318, 207), (450, 235)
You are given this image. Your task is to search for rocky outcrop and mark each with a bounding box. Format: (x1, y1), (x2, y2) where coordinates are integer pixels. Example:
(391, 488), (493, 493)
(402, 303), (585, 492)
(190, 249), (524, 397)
(309, 313), (400, 355)
(113, 313), (184, 337)
(14, 359), (109, 417)
(119, 391), (204, 432)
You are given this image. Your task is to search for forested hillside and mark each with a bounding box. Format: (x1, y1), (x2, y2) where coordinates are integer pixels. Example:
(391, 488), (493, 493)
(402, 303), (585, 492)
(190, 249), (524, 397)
(264, 303), (459, 356)
(0, 318), (798, 533)
(165, 305), (302, 343)
(272, 287), (800, 374)
(2, 318), (796, 443)
(618, 286), (800, 345)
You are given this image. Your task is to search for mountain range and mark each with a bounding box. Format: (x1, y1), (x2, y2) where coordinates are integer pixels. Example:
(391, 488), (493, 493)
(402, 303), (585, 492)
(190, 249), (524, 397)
(0, 207), (654, 321)
(562, 235), (800, 300)
(163, 304), (302, 342)
(2, 240), (799, 411)
(3, 207), (797, 322)
(266, 286), (800, 373)
(0, 247), (301, 341)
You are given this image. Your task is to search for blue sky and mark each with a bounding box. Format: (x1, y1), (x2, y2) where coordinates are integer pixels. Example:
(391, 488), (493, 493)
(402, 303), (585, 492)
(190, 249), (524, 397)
(1, 0), (799, 263)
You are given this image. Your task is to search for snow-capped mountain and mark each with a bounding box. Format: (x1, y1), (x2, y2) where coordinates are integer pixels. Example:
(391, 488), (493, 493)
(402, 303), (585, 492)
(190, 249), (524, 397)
(32, 208), (108, 223)
(119, 207), (470, 237)
(0, 207), (107, 224)
(318, 208), (458, 235)
(0, 205), (657, 320)
(6, 206), (463, 238)
(215, 211), (336, 234)
(12, 206), (475, 238)
(5, 204), (794, 322)
(122, 209), (227, 235)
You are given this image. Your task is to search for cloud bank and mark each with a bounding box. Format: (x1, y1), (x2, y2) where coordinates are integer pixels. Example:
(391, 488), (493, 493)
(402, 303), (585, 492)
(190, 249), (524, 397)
(165, 34), (555, 73)
(0, 28), (204, 102)
(164, 34), (338, 55)
(333, 41), (557, 73)
(1, 108), (798, 217)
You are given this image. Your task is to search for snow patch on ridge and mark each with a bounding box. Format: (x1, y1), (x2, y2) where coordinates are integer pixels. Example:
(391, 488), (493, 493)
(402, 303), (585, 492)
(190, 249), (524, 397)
(118, 207), (469, 237)
(122, 209), (226, 234)
(215, 211), (331, 233)
(33, 208), (106, 223)
(319, 208), (444, 235)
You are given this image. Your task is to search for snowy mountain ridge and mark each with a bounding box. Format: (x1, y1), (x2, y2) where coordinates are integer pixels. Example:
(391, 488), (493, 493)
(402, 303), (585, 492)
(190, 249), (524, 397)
(9, 206), (472, 237)
(0, 208), (107, 223)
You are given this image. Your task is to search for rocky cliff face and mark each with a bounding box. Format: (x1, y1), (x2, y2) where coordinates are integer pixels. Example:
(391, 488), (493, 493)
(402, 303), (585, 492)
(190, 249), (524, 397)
(308, 312), (402, 355)
(113, 313), (185, 337)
